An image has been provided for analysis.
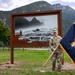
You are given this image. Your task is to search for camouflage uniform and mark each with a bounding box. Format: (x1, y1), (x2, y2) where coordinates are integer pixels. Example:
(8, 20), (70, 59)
(49, 34), (63, 71)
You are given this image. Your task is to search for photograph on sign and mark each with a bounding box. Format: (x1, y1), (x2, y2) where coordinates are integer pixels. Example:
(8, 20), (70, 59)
(15, 15), (58, 43)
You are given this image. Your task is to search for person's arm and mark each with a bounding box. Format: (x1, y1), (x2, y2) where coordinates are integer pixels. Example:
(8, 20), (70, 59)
(49, 37), (55, 52)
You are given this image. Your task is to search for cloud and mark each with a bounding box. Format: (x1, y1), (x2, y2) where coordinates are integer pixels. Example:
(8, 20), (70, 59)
(0, 0), (75, 11)
(0, 0), (14, 10)
(61, 0), (75, 3)
(0, 0), (57, 11)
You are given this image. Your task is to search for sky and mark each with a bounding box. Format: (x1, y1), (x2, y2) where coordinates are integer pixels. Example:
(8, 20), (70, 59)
(0, 0), (75, 11)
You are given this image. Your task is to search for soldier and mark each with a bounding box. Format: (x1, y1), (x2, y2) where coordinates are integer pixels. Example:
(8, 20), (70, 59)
(49, 29), (63, 72)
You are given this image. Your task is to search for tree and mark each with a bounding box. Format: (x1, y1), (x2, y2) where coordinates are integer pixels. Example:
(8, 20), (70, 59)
(0, 20), (10, 49)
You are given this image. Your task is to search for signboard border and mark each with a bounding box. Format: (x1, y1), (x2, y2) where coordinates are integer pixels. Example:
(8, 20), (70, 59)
(10, 10), (62, 64)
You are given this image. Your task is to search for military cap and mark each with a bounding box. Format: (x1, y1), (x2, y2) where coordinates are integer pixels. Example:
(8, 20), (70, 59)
(53, 29), (57, 32)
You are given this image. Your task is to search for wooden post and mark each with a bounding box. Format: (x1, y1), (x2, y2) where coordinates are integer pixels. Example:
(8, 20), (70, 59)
(10, 15), (14, 64)
(10, 47), (14, 64)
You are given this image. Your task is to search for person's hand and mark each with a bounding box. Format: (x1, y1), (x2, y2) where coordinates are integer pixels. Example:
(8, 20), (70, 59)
(53, 48), (56, 51)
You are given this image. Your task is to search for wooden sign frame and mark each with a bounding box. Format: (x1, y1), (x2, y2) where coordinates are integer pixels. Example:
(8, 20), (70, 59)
(10, 10), (62, 64)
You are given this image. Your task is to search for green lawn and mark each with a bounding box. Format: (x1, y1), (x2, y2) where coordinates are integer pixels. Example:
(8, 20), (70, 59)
(0, 48), (74, 75)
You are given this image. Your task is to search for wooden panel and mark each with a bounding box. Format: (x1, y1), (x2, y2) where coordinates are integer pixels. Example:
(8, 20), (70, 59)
(13, 34), (49, 47)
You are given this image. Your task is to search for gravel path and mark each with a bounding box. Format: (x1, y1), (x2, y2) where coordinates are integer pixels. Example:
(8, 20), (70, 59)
(62, 62), (75, 72)
(0, 62), (75, 72)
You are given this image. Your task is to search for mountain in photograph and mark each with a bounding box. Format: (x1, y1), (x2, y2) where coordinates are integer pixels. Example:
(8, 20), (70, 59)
(0, 1), (75, 35)
(15, 17), (44, 29)
(30, 17), (44, 25)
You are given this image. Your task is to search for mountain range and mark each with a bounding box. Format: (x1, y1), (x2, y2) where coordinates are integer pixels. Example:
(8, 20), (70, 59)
(0, 1), (75, 35)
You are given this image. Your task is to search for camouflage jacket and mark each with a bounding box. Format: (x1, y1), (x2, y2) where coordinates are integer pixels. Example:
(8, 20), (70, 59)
(49, 35), (62, 52)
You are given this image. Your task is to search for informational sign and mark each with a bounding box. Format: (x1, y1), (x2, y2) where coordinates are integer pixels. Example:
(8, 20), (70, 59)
(11, 10), (62, 48)
(10, 10), (62, 64)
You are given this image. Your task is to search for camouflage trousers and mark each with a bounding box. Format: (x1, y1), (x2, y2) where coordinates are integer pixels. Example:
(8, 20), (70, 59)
(51, 50), (63, 71)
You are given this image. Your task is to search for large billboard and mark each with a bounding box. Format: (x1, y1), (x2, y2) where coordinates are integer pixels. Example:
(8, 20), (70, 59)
(10, 10), (62, 64)
(11, 10), (62, 48)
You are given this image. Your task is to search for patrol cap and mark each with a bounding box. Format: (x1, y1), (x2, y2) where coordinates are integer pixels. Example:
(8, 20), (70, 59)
(53, 29), (57, 33)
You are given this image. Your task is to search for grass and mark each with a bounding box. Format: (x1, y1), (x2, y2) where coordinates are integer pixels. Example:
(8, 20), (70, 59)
(0, 48), (74, 75)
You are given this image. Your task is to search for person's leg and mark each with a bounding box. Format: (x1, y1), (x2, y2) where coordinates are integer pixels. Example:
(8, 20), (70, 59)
(51, 54), (56, 71)
(57, 53), (62, 72)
